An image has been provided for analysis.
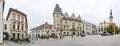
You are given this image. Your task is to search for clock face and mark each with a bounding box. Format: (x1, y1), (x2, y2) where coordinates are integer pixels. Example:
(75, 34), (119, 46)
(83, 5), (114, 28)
(56, 15), (59, 18)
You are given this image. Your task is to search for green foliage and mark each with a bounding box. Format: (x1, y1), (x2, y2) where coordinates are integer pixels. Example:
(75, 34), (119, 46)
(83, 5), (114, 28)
(40, 35), (49, 39)
(114, 26), (120, 34)
(107, 25), (114, 34)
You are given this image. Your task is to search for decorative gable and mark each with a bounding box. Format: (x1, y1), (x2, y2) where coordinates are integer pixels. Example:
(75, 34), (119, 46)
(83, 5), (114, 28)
(64, 12), (69, 18)
(77, 15), (82, 21)
(71, 13), (76, 19)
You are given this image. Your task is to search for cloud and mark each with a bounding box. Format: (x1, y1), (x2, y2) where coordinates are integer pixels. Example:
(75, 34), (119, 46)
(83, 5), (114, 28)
(4, 0), (120, 33)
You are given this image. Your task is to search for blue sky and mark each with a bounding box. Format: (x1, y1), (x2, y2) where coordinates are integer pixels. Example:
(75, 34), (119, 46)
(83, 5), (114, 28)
(3, 0), (120, 32)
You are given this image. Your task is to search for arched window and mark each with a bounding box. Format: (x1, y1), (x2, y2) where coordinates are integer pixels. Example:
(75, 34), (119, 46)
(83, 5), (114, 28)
(64, 25), (65, 29)
(13, 24), (15, 29)
(64, 32), (66, 34)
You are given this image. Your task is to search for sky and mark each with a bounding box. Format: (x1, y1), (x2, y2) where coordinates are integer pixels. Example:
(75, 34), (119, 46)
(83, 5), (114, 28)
(3, 0), (120, 32)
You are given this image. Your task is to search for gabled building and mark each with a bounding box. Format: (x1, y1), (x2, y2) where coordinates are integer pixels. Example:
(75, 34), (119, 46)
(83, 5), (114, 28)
(4, 8), (28, 40)
(53, 4), (83, 35)
(31, 22), (56, 39)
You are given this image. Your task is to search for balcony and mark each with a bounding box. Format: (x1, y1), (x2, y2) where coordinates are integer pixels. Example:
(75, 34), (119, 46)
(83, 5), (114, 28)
(11, 19), (16, 23)
(20, 21), (25, 24)
(11, 19), (21, 24)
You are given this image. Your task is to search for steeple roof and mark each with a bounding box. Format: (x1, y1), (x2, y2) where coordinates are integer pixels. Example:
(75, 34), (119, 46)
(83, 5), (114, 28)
(109, 9), (113, 19)
(54, 4), (61, 12)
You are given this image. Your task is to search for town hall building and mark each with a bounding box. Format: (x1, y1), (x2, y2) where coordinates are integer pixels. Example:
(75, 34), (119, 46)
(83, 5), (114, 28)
(53, 4), (83, 35)
(98, 9), (117, 33)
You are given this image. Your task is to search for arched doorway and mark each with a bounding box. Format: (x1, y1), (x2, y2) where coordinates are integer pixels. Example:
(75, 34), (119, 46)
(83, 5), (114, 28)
(3, 32), (9, 40)
(72, 32), (75, 35)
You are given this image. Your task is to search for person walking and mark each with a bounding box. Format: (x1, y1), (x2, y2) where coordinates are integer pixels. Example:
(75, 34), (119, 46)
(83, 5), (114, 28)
(71, 34), (73, 38)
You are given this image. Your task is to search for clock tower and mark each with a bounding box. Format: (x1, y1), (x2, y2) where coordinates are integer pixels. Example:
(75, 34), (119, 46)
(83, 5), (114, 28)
(53, 4), (63, 31)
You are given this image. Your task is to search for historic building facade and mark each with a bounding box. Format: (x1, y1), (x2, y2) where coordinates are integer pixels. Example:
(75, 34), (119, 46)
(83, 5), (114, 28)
(5, 8), (28, 40)
(0, 0), (4, 43)
(31, 22), (56, 39)
(83, 20), (97, 35)
(97, 9), (116, 33)
(53, 4), (83, 35)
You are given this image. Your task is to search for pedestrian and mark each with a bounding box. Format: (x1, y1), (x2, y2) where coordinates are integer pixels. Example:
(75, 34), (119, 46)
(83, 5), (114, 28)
(59, 33), (62, 39)
(71, 34), (73, 38)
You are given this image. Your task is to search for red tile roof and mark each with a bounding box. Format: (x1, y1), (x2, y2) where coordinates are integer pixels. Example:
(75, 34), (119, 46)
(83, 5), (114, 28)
(99, 22), (116, 27)
(31, 22), (53, 30)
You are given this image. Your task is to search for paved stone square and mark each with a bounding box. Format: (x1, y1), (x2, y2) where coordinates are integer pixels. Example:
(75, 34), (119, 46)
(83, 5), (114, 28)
(3, 35), (120, 46)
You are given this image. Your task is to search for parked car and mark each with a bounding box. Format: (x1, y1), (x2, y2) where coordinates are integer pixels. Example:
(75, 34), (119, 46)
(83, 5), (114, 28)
(80, 31), (85, 37)
(101, 32), (110, 36)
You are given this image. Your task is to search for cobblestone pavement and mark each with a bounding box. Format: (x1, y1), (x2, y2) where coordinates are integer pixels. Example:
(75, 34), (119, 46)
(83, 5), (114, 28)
(3, 35), (120, 46)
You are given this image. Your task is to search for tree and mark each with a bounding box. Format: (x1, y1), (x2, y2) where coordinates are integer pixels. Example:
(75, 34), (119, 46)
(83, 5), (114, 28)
(114, 26), (120, 34)
(107, 25), (114, 34)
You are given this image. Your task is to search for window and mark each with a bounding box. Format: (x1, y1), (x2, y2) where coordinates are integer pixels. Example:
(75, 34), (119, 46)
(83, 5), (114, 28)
(17, 15), (20, 21)
(13, 15), (15, 19)
(57, 24), (59, 25)
(64, 25), (65, 29)
(72, 22), (75, 29)
(57, 27), (59, 29)
(4, 24), (7, 30)
(64, 32), (66, 34)
(33, 31), (34, 33)
(22, 17), (24, 22)
(13, 24), (15, 29)
(67, 32), (69, 35)
(21, 25), (23, 30)
(12, 13), (16, 19)
(67, 25), (69, 29)
(17, 25), (20, 30)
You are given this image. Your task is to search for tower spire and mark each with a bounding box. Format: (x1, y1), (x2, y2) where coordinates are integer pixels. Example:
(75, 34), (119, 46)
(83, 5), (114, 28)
(54, 4), (61, 12)
(109, 9), (113, 22)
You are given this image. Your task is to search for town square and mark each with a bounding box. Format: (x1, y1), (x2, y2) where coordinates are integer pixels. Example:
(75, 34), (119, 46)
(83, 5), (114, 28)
(4, 35), (120, 46)
(1, 0), (120, 46)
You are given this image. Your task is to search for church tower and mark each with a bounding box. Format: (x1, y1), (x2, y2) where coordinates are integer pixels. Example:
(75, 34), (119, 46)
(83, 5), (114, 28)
(109, 9), (113, 22)
(0, 0), (4, 43)
(53, 4), (63, 31)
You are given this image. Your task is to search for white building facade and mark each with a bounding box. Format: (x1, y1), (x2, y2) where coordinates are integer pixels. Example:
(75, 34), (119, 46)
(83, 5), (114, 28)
(31, 22), (56, 39)
(83, 20), (96, 35)
(5, 8), (28, 41)
(0, 0), (4, 43)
